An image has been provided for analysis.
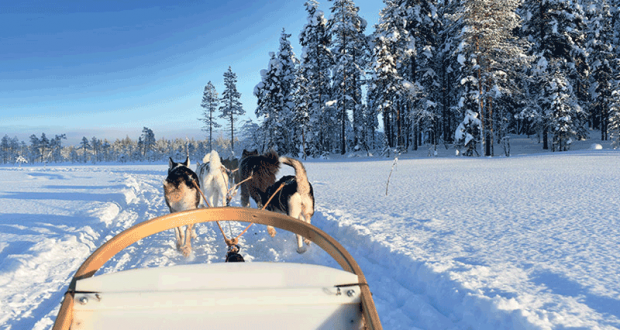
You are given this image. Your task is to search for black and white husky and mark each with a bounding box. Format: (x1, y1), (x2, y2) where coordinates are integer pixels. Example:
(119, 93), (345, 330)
(163, 157), (200, 258)
(195, 150), (229, 207)
(259, 156), (315, 254)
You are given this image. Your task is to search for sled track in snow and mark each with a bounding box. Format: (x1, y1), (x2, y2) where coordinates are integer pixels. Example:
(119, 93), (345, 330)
(96, 171), (539, 329)
(312, 207), (539, 330)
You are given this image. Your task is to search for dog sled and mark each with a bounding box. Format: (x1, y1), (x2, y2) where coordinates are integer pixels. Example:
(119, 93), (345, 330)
(52, 207), (382, 329)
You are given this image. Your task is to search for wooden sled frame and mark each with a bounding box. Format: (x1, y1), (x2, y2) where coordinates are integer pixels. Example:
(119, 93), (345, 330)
(53, 207), (382, 330)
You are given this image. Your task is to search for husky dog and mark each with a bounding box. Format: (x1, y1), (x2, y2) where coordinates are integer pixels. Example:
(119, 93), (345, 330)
(239, 149), (280, 236)
(163, 157), (200, 257)
(195, 150), (229, 207)
(259, 156), (315, 253)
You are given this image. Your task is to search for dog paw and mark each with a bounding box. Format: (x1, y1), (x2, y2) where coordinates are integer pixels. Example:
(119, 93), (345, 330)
(191, 229), (198, 239)
(296, 246), (307, 254)
(267, 226), (277, 237)
(181, 246), (192, 258)
(303, 238), (312, 246)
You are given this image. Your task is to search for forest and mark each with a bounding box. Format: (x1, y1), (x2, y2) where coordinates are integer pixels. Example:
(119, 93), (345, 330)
(3, 0), (620, 164)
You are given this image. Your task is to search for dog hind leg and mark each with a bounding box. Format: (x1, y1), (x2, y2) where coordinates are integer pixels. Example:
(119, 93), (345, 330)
(289, 197), (306, 254)
(175, 226), (183, 251)
(181, 224), (193, 257)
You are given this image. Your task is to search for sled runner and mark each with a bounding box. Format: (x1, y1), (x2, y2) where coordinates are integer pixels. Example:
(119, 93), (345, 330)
(52, 207), (382, 329)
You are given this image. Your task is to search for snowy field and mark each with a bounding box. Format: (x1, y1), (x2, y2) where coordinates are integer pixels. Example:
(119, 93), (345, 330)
(1, 139), (619, 329)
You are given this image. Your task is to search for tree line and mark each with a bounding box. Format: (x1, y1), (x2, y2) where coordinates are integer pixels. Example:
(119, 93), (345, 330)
(0, 127), (250, 165)
(201, 0), (620, 157)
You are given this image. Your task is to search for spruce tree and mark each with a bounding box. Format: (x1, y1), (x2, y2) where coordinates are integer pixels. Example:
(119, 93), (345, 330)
(255, 52), (281, 150)
(200, 81), (220, 151)
(219, 66), (245, 151)
(520, 0), (587, 150)
(586, 1), (615, 140)
(452, 0), (527, 156)
(328, 0), (368, 153)
(299, 0), (334, 156)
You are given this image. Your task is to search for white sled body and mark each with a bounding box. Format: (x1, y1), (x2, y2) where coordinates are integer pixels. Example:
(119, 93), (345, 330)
(71, 262), (363, 329)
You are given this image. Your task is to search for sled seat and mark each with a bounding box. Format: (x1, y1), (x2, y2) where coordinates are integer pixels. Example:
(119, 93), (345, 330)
(70, 262), (363, 329)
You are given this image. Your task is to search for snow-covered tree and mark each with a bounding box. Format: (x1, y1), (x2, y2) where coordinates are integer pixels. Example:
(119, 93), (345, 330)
(50, 134), (66, 163)
(219, 67), (245, 150)
(370, 0), (411, 151)
(293, 65), (312, 157)
(29, 134), (40, 163)
(455, 109), (481, 156)
(0, 135), (9, 164)
(546, 70), (581, 151)
(79, 136), (91, 163)
(255, 52), (281, 150)
(328, 0), (368, 153)
(90, 137), (101, 163)
(586, 1), (615, 140)
(299, 0), (335, 156)
(141, 127), (155, 160)
(452, 0), (528, 156)
(368, 34), (405, 152)
(255, 29), (299, 154)
(200, 81), (220, 150)
(520, 0), (587, 150)
(610, 89), (620, 149)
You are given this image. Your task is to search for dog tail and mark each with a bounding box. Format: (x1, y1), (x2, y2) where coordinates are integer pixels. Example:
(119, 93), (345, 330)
(279, 156), (310, 196)
(209, 150), (222, 168)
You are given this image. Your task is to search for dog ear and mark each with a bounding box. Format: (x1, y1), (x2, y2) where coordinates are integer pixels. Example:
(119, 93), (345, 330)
(168, 157), (175, 169)
(183, 157), (190, 168)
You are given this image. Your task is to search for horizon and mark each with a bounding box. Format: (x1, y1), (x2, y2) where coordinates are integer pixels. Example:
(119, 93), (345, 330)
(0, 1), (383, 146)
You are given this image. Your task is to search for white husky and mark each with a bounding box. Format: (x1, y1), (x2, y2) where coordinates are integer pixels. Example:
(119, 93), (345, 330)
(196, 150), (229, 207)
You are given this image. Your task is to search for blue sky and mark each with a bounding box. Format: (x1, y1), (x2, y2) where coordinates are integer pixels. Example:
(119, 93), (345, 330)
(0, 0), (383, 145)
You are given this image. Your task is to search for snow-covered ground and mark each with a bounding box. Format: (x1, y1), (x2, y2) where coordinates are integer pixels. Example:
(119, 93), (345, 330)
(1, 138), (619, 329)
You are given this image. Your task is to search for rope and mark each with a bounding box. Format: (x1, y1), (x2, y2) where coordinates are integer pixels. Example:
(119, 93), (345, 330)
(191, 180), (234, 245)
(226, 174), (253, 203)
(191, 176), (289, 248)
(231, 181), (287, 242)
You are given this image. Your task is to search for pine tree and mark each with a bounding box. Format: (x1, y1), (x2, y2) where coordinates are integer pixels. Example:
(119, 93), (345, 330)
(219, 67), (245, 151)
(405, 0), (441, 152)
(610, 89), (620, 148)
(255, 52), (281, 150)
(200, 81), (220, 150)
(586, 1), (615, 140)
(0, 135), (10, 164)
(299, 0), (334, 156)
(520, 0), (587, 150)
(80, 137), (91, 163)
(368, 34), (405, 152)
(546, 69), (581, 151)
(371, 0), (411, 151)
(254, 30), (298, 154)
(293, 65), (312, 157)
(328, 0), (368, 154)
(452, 0), (528, 156)
(141, 127), (155, 160)
(29, 134), (40, 163)
(50, 134), (66, 163)
(39, 133), (50, 163)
